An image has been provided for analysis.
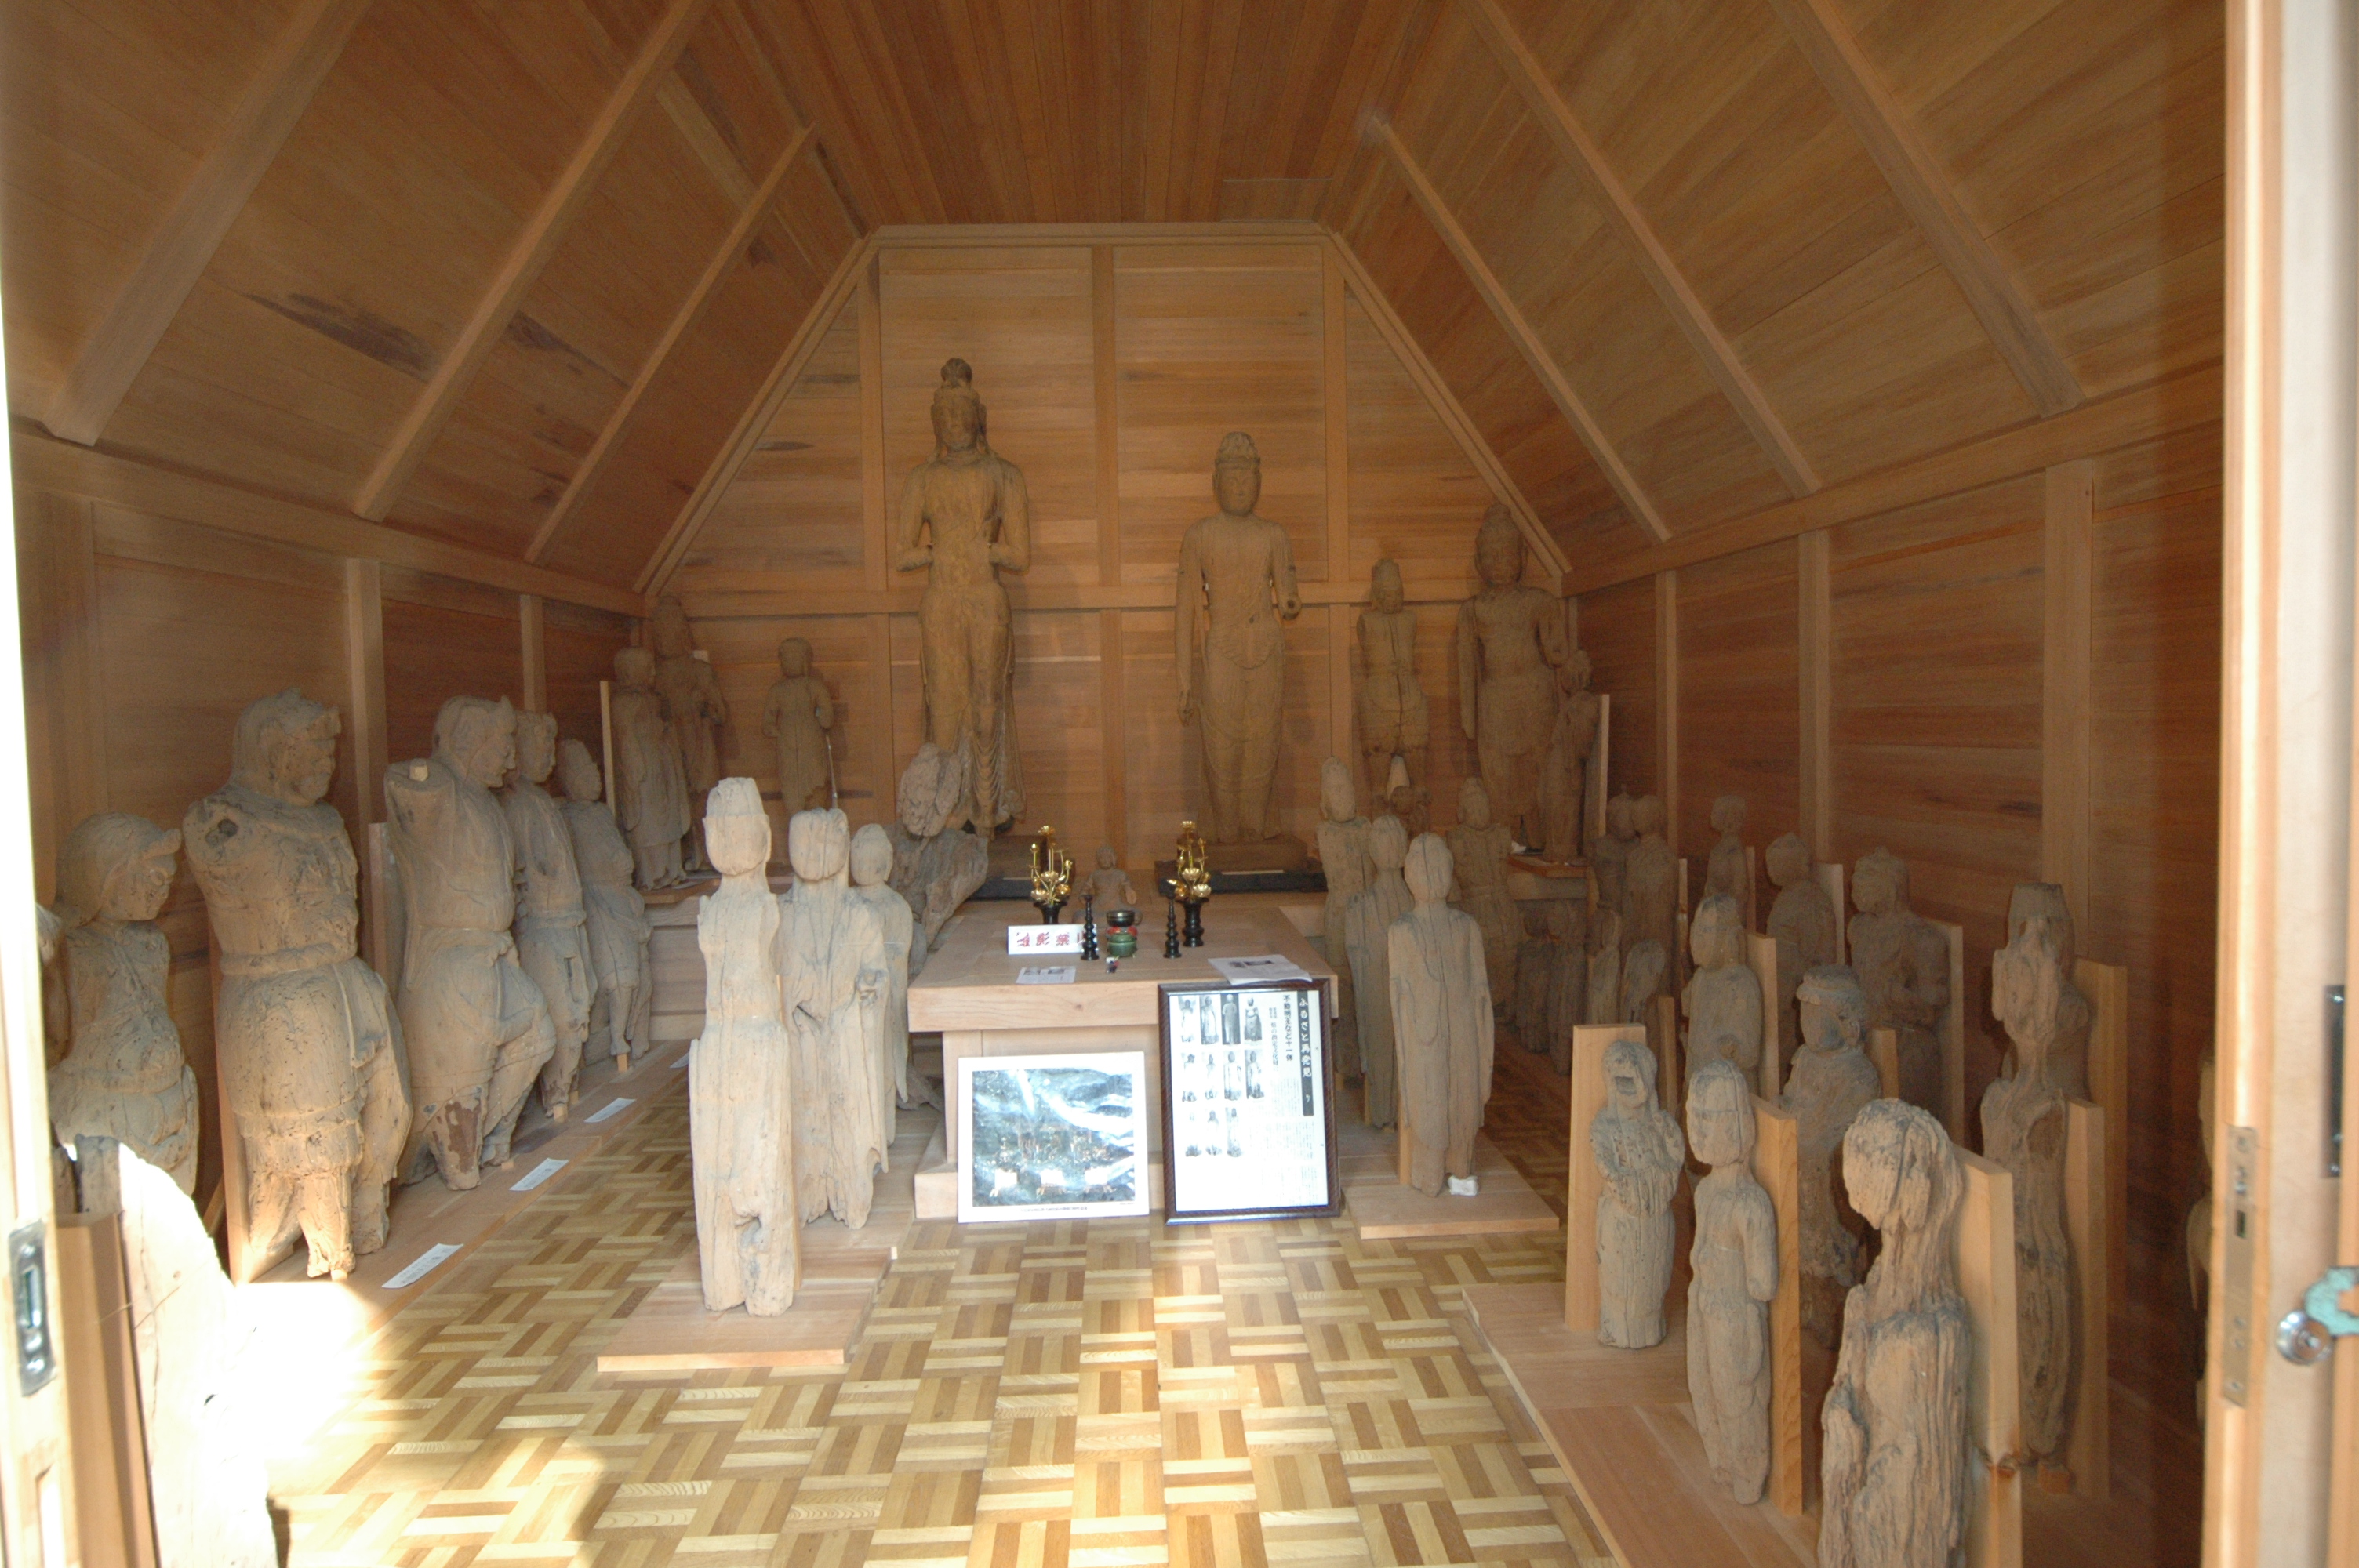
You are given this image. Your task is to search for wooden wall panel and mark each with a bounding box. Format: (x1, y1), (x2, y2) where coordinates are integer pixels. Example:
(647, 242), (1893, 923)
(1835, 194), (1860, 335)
(1580, 575), (1659, 801)
(695, 613), (884, 847)
(1343, 299), (1498, 594)
(542, 598), (634, 760)
(381, 573), (525, 766)
(1675, 539), (1801, 884)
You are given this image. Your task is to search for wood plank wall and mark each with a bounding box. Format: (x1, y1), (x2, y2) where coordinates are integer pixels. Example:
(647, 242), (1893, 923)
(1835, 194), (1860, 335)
(1581, 409), (2221, 1417)
(667, 238), (1532, 867)
(13, 459), (634, 1222)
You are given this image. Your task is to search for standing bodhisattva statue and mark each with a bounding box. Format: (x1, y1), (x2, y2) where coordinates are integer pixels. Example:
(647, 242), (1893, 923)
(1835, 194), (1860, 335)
(895, 358), (1030, 833)
(1456, 505), (1568, 846)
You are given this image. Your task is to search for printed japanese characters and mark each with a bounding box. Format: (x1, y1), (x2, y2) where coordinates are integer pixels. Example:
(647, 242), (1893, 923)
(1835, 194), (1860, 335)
(1390, 834), (1496, 1197)
(1591, 1036), (1685, 1348)
(1165, 987), (1330, 1218)
(1686, 1060), (1777, 1504)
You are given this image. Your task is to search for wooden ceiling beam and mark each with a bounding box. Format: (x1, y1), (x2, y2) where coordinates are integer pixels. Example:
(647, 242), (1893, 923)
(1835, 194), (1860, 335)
(351, 0), (716, 522)
(40, 0), (375, 446)
(1459, 0), (1819, 499)
(1765, 0), (2084, 418)
(527, 122), (816, 565)
(1369, 116), (1671, 543)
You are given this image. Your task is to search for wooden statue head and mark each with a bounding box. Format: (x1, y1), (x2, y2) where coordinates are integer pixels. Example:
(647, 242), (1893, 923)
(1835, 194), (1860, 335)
(558, 739), (603, 804)
(1689, 894), (1742, 967)
(1990, 920), (2068, 1075)
(1320, 756), (1356, 823)
(704, 777), (770, 877)
(1842, 1098), (1962, 1289)
(614, 646), (656, 690)
(1630, 793), (1666, 838)
(1852, 848), (1910, 916)
(1474, 503), (1524, 589)
(930, 358), (986, 454)
(850, 822), (893, 888)
(1685, 1058), (1756, 1167)
(777, 637), (812, 677)
(1710, 793), (1747, 837)
(514, 710), (558, 786)
(1766, 832), (1811, 888)
(433, 695), (518, 789)
(787, 805), (850, 884)
(1404, 831), (1453, 905)
(1458, 776), (1492, 830)
(55, 812), (180, 927)
(2006, 880), (2076, 971)
(1212, 430), (1260, 516)
(231, 688), (341, 806)
(1369, 814), (1408, 872)
(1797, 964), (1869, 1056)
(649, 596), (693, 659)
(1603, 1036), (1661, 1119)
(1369, 557), (1405, 613)
(1606, 791), (1637, 840)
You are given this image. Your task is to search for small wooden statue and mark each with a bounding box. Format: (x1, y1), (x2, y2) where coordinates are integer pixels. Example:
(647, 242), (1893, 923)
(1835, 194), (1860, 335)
(557, 740), (652, 1068)
(1456, 504), (1568, 844)
(43, 813), (199, 1192)
(1765, 832), (1836, 1068)
(650, 597), (729, 869)
(1984, 907), (2085, 1477)
(1783, 965), (1881, 1350)
(1848, 849), (1951, 1116)
(1704, 793), (1750, 917)
(502, 711), (594, 1118)
(1683, 894), (1762, 1088)
(1819, 1100), (1972, 1568)
(689, 778), (799, 1314)
(885, 742), (990, 973)
(1587, 908), (1624, 1026)
(2008, 881), (2092, 1098)
(1389, 833), (1496, 1197)
(778, 808), (888, 1227)
(1542, 899), (1589, 1075)
(1345, 815), (1414, 1127)
(761, 637), (834, 814)
(1085, 844), (1138, 915)
(1590, 791), (1637, 933)
(1538, 648), (1601, 865)
(1686, 1059), (1777, 1504)
(849, 823), (915, 1116)
(1625, 795), (1678, 996)
(1445, 777), (1518, 1010)
(1619, 940), (1668, 1026)
(1514, 907), (1558, 1052)
(1591, 1036), (1685, 1348)
(1316, 757), (1374, 1077)
(611, 647), (690, 890)
(1355, 558), (1428, 803)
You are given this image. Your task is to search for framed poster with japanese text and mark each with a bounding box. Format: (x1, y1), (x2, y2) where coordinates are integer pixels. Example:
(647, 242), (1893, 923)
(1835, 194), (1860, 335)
(1158, 978), (1339, 1223)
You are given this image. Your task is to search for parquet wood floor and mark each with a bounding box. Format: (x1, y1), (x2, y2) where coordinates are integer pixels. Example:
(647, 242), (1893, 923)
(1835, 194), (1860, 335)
(273, 1029), (1599, 1567)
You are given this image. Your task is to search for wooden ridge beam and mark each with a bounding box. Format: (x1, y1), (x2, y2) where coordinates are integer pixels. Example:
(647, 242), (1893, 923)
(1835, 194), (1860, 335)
(638, 234), (877, 597)
(13, 426), (646, 617)
(527, 122), (815, 564)
(1561, 360), (2219, 593)
(353, 0), (715, 522)
(1765, 0), (2084, 418)
(1459, 0), (1819, 497)
(41, 0), (374, 446)
(1368, 116), (1671, 543)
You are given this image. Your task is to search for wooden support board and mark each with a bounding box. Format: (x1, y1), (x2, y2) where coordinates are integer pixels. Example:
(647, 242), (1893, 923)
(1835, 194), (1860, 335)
(1750, 1097), (1808, 1519)
(2074, 956), (2128, 1312)
(1586, 693), (1612, 851)
(2064, 1099), (2109, 1501)
(1746, 931), (1783, 1098)
(597, 1112), (926, 1374)
(1813, 862), (1847, 964)
(1651, 993), (1682, 1126)
(1870, 1026), (1902, 1101)
(1339, 1122), (1558, 1240)
(1939, 920), (1968, 1144)
(54, 1214), (156, 1568)
(1565, 1024), (1645, 1334)
(1957, 1148), (2025, 1568)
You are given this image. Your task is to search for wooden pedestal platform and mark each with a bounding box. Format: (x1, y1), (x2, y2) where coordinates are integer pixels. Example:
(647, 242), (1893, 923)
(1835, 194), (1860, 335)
(1464, 1283), (1817, 1568)
(597, 1109), (930, 1374)
(1339, 1122), (1558, 1240)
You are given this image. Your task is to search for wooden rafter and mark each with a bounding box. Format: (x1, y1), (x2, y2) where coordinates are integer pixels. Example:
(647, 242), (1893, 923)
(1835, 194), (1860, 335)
(41, 0), (374, 446)
(1765, 0), (2084, 418)
(527, 122), (816, 564)
(1369, 116), (1671, 543)
(351, 0), (716, 522)
(1459, 0), (1819, 498)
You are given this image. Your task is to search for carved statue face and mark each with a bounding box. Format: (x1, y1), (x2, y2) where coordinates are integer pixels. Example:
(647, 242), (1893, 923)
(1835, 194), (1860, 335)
(1711, 794), (1747, 837)
(1685, 1060), (1754, 1167)
(1689, 895), (1741, 967)
(1606, 793), (1635, 840)
(705, 779), (771, 877)
(616, 647), (655, 691)
(1990, 925), (2063, 1066)
(1852, 850), (1906, 916)
(1766, 833), (1810, 888)
(787, 806), (851, 882)
(2006, 881), (2075, 970)
(933, 389), (982, 454)
(1797, 966), (1867, 1056)
(60, 815), (181, 927)
(1404, 833), (1453, 905)
(777, 637), (812, 678)
(1631, 795), (1666, 837)
(1371, 559), (1405, 614)
(111, 842), (178, 923)
(1096, 844), (1119, 869)
(1320, 757), (1355, 823)
(650, 597), (693, 659)
(1369, 815), (1408, 872)
(1474, 506), (1525, 589)
(558, 739), (602, 804)
(437, 699), (518, 789)
(850, 822), (893, 887)
(516, 713), (558, 786)
(1841, 1100), (1953, 1239)
(274, 720), (340, 805)
(1605, 1039), (1656, 1116)
(1459, 777), (1492, 830)
(1214, 459), (1260, 517)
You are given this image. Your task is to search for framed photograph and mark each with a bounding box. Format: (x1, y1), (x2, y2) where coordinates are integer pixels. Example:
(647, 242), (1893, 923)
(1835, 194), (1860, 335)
(957, 1052), (1151, 1223)
(1158, 978), (1340, 1224)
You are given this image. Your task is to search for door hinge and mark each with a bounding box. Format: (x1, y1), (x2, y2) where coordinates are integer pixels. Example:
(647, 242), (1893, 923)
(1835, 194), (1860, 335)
(9, 1221), (56, 1396)
(2223, 1127), (2259, 1404)
(2276, 1266), (2359, 1366)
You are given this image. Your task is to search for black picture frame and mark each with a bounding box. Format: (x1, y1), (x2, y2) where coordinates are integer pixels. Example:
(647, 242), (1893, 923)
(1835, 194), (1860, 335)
(1156, 977), (1341, 1224)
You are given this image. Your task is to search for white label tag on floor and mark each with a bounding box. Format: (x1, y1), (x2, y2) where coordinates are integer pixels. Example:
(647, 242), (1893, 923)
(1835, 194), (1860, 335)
(1017, 965), (1077, 985)
(672, 1052), (691, 1069)
(510, 1157), (567, 1192)
(384, 1243), (460, 1290)
(584, 1097), (634, 1124)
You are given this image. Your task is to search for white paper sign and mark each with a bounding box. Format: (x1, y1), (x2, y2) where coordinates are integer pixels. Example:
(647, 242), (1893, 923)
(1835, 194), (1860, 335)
(384, 1243), (460, 1290)
(511, 1157), (567, 1192)
(1016, 965), (1077, 985)
(584, 1096), (635, 1124)
(1007, 924), (1083, 956)
(1208, 953), (1311, 985)
(672, 1052), (692, 1069)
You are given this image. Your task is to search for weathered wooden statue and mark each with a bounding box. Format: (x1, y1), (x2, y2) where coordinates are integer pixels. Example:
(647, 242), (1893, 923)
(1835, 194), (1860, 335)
(850, 823), (915, 1116)
(1345, 815), (1414, 1126)
(502, 711), (594, 1117)
(1587, 908), (1624, 1026)
(1625, 795), (1678, 993)
(1445, 776), (1518, 1009)
(611, 646), (690, 890)
(1543, 899), (1589, 1075)
(1539, 648), (1601, 864)
(44, 813), (198, 1192)
(1592, 1036), (1685, 1348)
(1619, 940), (1668, 1026)
(1985, 911), (2084, 1477)
(184, 691), (408, 1277)
(1085, 845), (1138, 915)
(558, 740), (652, 1068)
(1316, 757), (1373, 1076)
(1683, 894), (1762, 1087)
(895, 358), (1030, 832)
(1390, 833), (1496, 1197)
(2008, 881), (2092, 1099)
(386, 695), (556, 1188)
(650, 596), (728, 869)
(778, 808), (888, 1227)
(1176, 432), (1301, 845)
(1849, 848), (1950, 1116)
(1514, 907), (1558, 1052)
(761, 637), (834, 814)
(1590, 792), (1637, 934)
(1456, 505), (1568, 844)
(885, 742), (990, 973)
(1704, 793), (1750, 916)
(689, 778), (799, 1314)
(1355, 558), (1427, 803)
(1820, 1100), (1972, 1568)
(1766, 832), (1836, 1069)
(1783, 965), (1881, 1350)
(1686, 1058), (1778, 1504)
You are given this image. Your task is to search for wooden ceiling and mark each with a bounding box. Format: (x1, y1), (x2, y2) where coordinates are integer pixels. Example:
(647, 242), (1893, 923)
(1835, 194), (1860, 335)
(0, 0), (2219, 594)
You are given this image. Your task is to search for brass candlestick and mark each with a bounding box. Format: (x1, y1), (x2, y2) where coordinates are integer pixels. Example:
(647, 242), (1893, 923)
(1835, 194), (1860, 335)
(1029, 825), (1073, 924)
(1173, 818), (1212, 947)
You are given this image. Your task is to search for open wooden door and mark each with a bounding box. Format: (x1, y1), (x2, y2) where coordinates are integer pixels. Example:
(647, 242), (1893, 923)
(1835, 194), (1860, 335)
(0, 279), (82, 1557)
(2207, 0), (2359, 1561)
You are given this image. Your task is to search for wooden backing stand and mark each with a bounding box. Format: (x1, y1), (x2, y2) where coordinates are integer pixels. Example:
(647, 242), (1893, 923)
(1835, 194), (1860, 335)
(2063, 1100), (2109, 1500)
(2074, 957), (2128, 1312)
(1648, 994), (1681, 1126)
(1812, 862), (1847, 964)
(1746, 931), (1783, 1098)
(1751, 1098), (1809, 1519)
(1584, 693), (1612, 850)
(1937, 918), (1968, 1143)
(1957, 1148), (2026, 1568)
(1869, 1026), (1902, 1101)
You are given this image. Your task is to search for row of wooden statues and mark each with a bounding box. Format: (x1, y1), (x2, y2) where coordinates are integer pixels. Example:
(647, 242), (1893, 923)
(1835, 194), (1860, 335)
(39, 688), (659, 1279)
(689, 784), (918, 1316)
